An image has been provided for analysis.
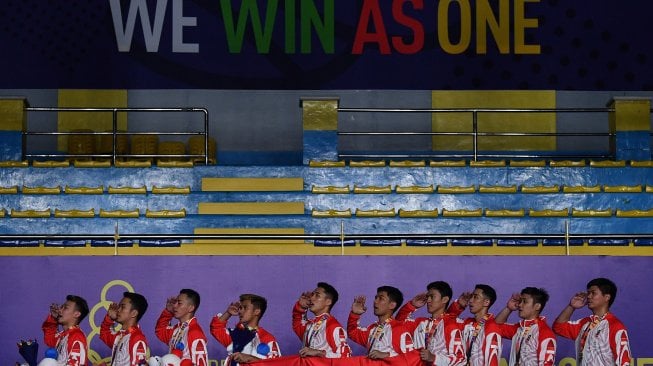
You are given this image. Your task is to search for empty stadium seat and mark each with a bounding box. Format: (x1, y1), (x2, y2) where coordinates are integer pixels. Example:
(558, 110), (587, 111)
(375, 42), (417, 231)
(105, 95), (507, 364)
(496, 238), (538, 246)
(405, 239), (447, 246)
(542, 238), (584, 246)
(360, 239), (402, 246)
(451, 239), (493, 246)
(587, 238), (630, 246)
(0, 239), (40, 247)
(313, 239), (356, 247)
(138, 239), (181, 247)
(90, 239), (135, 247)
(44, 239), (87, 247)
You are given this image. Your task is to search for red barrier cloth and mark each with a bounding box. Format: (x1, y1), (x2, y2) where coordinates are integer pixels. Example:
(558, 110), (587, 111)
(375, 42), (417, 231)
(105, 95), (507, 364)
(250, 351), (423, 366)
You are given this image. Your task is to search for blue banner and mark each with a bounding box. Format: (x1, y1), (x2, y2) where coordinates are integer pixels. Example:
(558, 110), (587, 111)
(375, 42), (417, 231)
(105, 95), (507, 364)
(1, 0), (652, 89)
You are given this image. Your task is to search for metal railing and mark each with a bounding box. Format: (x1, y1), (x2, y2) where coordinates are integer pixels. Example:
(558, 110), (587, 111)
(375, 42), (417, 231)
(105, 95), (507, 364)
(23, 107), (210, 165)
(337, 107), (623, 161)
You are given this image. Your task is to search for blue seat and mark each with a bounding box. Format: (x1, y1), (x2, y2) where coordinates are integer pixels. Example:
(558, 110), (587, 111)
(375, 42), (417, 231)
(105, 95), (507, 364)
(496, 239), (538, 246)
(313, 239), (356, 247)
(587, 238), (630, 246)
(90, 239), (135, 247)
(44, 240), (87, 247)
(360, 239), (402, 246)
(451, 239), (493, 246)
(405, 239), (447, 246)
(0, 239), (40, 247)
(138, 239), (181, 247)
(634, 238), (653, 246)
(542, 239), (584, 246)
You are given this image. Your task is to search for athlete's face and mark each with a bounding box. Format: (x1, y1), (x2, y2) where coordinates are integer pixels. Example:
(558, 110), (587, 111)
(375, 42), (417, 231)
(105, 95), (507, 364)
(518, 294), (541, 320)
(57, 300), (81, 327)
(309, 287), (332, 315)
(238, 299), (260, 326)
(468, 288), (490, 315)
(426, 288), (448, 315)
(115, 297), (137, 324)
(586, 285), (610, 311)
(373, 291), (396, 318)
(173, 293), (195, 321)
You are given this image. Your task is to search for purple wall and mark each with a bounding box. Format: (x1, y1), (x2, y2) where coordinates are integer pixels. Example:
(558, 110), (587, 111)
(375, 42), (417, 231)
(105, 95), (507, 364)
(2, 256), (649, 365)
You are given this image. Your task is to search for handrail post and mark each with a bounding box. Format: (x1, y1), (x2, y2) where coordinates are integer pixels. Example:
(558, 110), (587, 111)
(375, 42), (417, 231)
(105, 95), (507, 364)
(112, 109), (118, 165)
(204, 109), (209, 165)
(472, 110), (478, 161)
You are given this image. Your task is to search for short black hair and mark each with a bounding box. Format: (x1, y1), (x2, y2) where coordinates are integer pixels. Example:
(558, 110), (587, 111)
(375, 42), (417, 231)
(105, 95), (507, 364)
(317, 282), (339, 310)
(427, 281), (453, 307)
(179, 289), (201, 313)
(587, 277), (617, 307)
(240, 294), (268, 319)
(520, 287), (549, 312)
(475, 284), (497, 308)
(123, 292), (148, 322)
(66, 295), (89, 324)
(377, 286), (403, 314)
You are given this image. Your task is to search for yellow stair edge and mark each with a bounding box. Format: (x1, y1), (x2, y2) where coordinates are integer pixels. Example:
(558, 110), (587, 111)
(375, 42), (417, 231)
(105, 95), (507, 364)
(108, 186), (147, 194)
(571, 208), (613, 217)
(590, 160), (626, 167)
(198, 202), (305, 215)
(438, 186), (476, 194)
(549, 160), (586, 167)
(355, 208), (396, 217)
(520, 185), (560, 194)
(485, 208), (526, 217)
(22, 186), (61, 194)
(74, 159), (112, 168)
(152, 186), (191, 194)
(99, 209), (140, 218)
(389, 160), (426, 167)
(0, 160), (28, 167)
(353, 185), (392, 194)
(562, 185), (601, 193)
(616, 209), (653, 217)
(311, 185), (350, 194)
(442, 208), (483, 217)
(478, 185), (518, 193)
(0, 186), (19, 194)
(11, 209), (51, 218)
(395, 185), (435, 194)
(429, 160), (466, 167)
(469, 160), (506, 167)
(202, 177), (304, 192)
(509, 160), (546, 167)
(54, 209), (95, 218)
(32, 160), (70, 168)
(157, 160), (194, 168)
(64, 186), (104, 194)
(115, 160), (152, 168)
(311, 209), (352, 218)
(603, 185), (642, 193)
(309, 160), (346, 168)
(145, 209), (187, 218)
(398, 209), (438, 218)
(528, 208), (569, 217)
(349, 160), (386, 167)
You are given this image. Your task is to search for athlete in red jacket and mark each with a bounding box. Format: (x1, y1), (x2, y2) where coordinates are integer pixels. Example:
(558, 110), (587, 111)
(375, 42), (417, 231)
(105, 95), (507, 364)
(42, 295), (89, 366)
(292, 282), (351, 358)
(495, 288), (556, 366)
(100, 292), (149, 366)
(396, 281), (467, 365)
(211, 294), (281, 365)
(347, 285), (414, 359)
(155, 289), (208, 366)
(553, 278), (631, 366)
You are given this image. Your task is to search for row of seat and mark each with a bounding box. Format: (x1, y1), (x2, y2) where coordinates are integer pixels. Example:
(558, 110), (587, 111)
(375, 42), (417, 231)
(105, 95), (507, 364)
(0, 185), (190, 194)
(311, 208), (653, 218)
(312, 184), (653, 194)
(309, 159), (653, 168)
(0, 159), (206, 168)
(313, 238), (653, 246)
(0, 239), (181, 247)
(0, 208), (186, 218)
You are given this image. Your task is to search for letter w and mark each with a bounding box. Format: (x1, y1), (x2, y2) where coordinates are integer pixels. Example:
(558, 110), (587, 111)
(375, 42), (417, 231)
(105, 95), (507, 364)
(109, 0), (168, 52)
(220, 0), (278, 53)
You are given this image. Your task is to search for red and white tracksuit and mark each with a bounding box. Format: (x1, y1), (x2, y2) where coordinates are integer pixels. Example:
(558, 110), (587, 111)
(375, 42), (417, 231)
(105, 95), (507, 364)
(100, 315), (149, 366)
(460, 314), (502, 366)
(155, 310), (208, 366)
(210, 316), (281, 365)
(497, 316), (556, 366)
(553, 312), (631, 366)
(347, 313), (414, 357)
(292, 303), (351, 358)
(396, 302), (467, 365)
(42, 315), (88, 366)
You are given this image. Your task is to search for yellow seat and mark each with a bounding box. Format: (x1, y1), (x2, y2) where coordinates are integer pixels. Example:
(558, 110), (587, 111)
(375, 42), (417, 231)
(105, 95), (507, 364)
(630, 161), (653, 167)
(157, 141), (186, 163)
(97, 130), (129, 156)
(309, 160), (345, 168)
(130, 135), (159, 161)
(509, 160), (546, 167)
(54, 209), (95, 218)
(589, 160), (626, 167)
(469, 160), (506, 167)
(438, 186), (476, 194)
(0, 160), (28, 167)
(571, 208), (612, 217)
(485, 208), (525, 217)
(157, 160), (194, 168)
(395, 185), (434, 194)
(349, 160), (386, 167)
(99, 209), (140, 218)
(398, 209), (438, 218)
(478, 185), (517, 193)
(11, 209), (51, 218)
(108, 186), (147, 194)
(22, 186), (61, 194)
(529, 208), (569, 217)
(67, 129), (95, 157)
(562, 185), (601, 193)
(115, 160), (151, 168)
(442, 208), (483, 217)
(429, 160), (466, 167)
(355, 208), (396, 217)
(32, 160), (70, 168)
(0, 186), (18, 194)
(549, 160), (586, 167)
(145, 209), (187, 218)
(311, 209), (352, 218)
(603, 185), (642, 193)
(311, 185), (350, 194)
(0, 208), (5, 217)
(520, 185), (560, 193)
(74, 159), (111, 168)
(64, 186), (104, 194)
(615, 209), (653, 217)
(188, 136), (217, 164)
(389, 160), (425, 167)
(152, 186), (191, 194)
(353, 185), (392, 194)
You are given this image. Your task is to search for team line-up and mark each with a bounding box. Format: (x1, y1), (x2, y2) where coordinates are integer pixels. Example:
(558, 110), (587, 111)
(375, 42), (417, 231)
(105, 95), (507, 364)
(42, 277), (631, 366)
